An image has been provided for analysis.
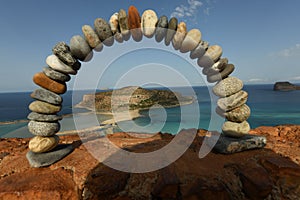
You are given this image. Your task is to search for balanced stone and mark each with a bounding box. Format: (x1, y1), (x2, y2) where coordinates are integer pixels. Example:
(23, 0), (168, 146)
(155, 16), (168, 43)
(141, 10), (158, 38)
(70, 35), (93, 62)
(128, 6), (142, 42)
(218, 104), (251, 123)
(29, 100), (61, 114)
(190, 41), (209, 59)
(43, 67), (71, 82)
(165, 17), (178, 46)
(31, 87), (62, 105)
(172, 22), (187, 50)
(109, 13), (123, 43)
(202, 58), (228, 75)
(28, 121), (60, 136)
(207, 45), (223, 62)
(52, 42), (76, 66)
(217, 90), (248, 111)
(213, 77), (243, 97)
(207, 64), (235, 83)
(33, 72), (66, 94)
(82, 25), (102, 50)
(46, 55), (77, 75)
(27, 112), (62, 122)
(94, 18), (114, 46)
(118, 9), (130, 41)
(72, 60), (81, 71)
(28, 135), (59, 153)
(197, 53), (214, 68)
(222, 121), (251, 138)
(180, 29), (201, 53)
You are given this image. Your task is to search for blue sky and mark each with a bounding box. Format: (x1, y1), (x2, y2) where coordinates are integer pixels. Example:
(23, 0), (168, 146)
(0, 0), (299, 92)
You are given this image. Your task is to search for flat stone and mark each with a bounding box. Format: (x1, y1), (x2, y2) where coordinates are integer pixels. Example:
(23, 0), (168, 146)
(172, 22), (187, 50)
(70, 35), (93, 62)
(31, 88), (62, 105)
(190, 41), (209, 59)
(217, 90), (248, 111)
(218, 104), (251, 123)
(28, 121), (60, 136)
(82, 25), (102, 50)
(28, 135), (59, 153)
(33, 72), (67, 94)
(118, 9), (130, 41)
(52, 42), (77, 66)
(222, 121), (251, 138)
(202, 58), (228, 75)
(141, 10), (158, 38)
(165, 17), (177, 46)
(43, 67), (71, 82)
(213, 77), (243, 97)
(94, 18), (114, 46)
(207, 64), (235, 83)
(29, 100), (61, 114)
(109, 13), (123, 43)
(197, 53), (215, 68)
(27, 112), (62, 122)
(155, 15), (168, 42)
(207, 45), (223, 62)
(128, 6), (142, 42)
(213, 134), (266, 154)
(46, 55), (77, 75)
(180, 29), (201, 53)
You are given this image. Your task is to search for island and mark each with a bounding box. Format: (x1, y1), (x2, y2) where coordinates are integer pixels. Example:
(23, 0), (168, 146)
(273, 81), (300, 91)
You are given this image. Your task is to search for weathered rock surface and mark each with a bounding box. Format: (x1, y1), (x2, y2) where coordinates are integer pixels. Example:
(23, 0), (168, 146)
(31, 87), (62, 105)
(213, 76), (243, 97)
(52, 42), (77, 66)
(94, 18), (114, 46)
(70, 35), (93, 62)
(43, 67), (71, 82)
(28, 135), (59, 153)
(82, 25), (102, 49)
(141, 10), (158, 38)
(29, 100), (61, 114)
(155, 15), (168, 43)
(33, 72), (67, 94)
(164, 17), (177, 46)
(27, 112), (62, 122)
(28, 121), (60, 136)
(0, 126), (300, 199)
(128, 6), (142, 42)
(273, 81), (300, 91)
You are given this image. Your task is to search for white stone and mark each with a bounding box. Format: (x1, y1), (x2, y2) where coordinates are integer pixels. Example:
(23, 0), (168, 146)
(46, 55), (77, 75)
(141, 10), (158, 38)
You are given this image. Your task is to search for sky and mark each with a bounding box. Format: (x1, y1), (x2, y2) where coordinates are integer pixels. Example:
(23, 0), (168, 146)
(0, 0), (300, 92)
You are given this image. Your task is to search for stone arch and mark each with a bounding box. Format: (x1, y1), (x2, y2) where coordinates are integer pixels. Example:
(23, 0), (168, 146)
(26, 6), (251, 166)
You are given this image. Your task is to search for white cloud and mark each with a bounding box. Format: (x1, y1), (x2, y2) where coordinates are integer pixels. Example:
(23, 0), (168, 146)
(245, 78), (269, 84)
(171, 0), (203, 19)
(270, 44), (300, 58)
(289, 76), (300, 81)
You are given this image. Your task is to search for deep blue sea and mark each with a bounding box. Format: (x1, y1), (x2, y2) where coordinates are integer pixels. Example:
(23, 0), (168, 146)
(1, 84), (300, 138)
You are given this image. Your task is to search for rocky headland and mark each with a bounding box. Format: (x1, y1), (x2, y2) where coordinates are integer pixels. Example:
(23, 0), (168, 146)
(273, 81), (300, 91)
(0, 125), (300, 199)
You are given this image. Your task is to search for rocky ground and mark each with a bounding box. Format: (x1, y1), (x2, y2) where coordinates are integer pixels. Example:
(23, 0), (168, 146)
(0, 125), (299, 200)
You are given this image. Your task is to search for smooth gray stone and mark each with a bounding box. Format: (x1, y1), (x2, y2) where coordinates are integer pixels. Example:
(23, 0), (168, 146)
(165, 17), (177, 46)
(70, 35), (93, 62)
(43, 67), (71, 82)
(31, 88), (62, 105)
(155, 16), (168, 43)
(118, 9), (130, 41)
(190, 41), (209, 59)
(207, 64), (235, 83)
(26, 144), (74, 168)
(213, 134), (266, 154)
(52, 42), (76, 66)
(94, 18), (114, 46)
(202, 58), (228, 76)
(27, 112), (62, 122)
(28, 120), (60, 136)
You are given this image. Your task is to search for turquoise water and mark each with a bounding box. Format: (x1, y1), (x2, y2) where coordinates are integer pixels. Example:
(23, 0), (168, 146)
(1, 84), (300, 138)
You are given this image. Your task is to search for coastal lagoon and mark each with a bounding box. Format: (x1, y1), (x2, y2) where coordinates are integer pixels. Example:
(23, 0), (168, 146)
(1, 84), (300, 138)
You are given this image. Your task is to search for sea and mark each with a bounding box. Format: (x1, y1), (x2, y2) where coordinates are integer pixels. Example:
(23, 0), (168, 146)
(1, 84), (300, 138)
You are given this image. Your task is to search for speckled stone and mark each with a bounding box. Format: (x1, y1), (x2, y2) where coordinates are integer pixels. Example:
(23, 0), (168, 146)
(128, 6), (142, 42)
(118, 9), (130, 41)
(94, 18), (114, 46)
(28, 120), (60, 136)
(27, 112), (62, 122)
(141, 10), (158, 38)
(202, 58), (228, 75)
(29, 100), (61, 114)
(31, 88), (62, 105)
(190, 41), (209, 59)
(217, 90), (248, 111)
(109, 13), (123, 43)
(52, 42), (76, 66)
(70, 35), (93, 62)
(222, 121), (251, 138)
(28, 135), (59, 153)
(172, 22), (187, 50)
(213, 77), (243, 97)
(165, 17), (178, 46)
(46, 55), (77, 75)
(82, 25), (102, 50)
(155, 16), (168, 43)
(33, 72), (67, 94)
(218, 104), (251, 123)
(43, 67), (71, 82)
(207, 64), (235, 83)
(180, 29), (201, 53)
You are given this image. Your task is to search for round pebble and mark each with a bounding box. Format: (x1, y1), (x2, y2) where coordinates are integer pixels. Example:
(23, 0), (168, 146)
(165, 17), (178, 46)
(109, 13), (123, 43)
(33, 72), (67, 94)
(29, 100), (61, 114)
(213, 77), (243, 97)
(128, 6), (142, 42)
(180, 29), (201, 53)
(29, 135), (59, 153)
(27, 112), (62, 122)
(217, 90), (248, 111)
(155, 15), (168, 43)
(31, 88), (62, 105)
(202, 58), (228, 75)
(141, 10), (158, 38)
(172, 22), (187, 50)
(207, 64), (235, 83)
(221, 104), (251, 123)
(70, 35), (93, 62)
(118, 9), (130, 41)
(222, 121), (251, 138)
(94, 18), (114, 46)
(28, 121), (60, 136)
(82, 25), (102, 50)
(43, 67), (71, 82)
(46, 55), (77, 75)
(52, 42), (76, 66)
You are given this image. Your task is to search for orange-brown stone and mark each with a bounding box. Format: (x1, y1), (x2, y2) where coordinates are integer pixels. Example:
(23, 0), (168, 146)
(128, 5), (142, 41)
(33, 72), (66, 94)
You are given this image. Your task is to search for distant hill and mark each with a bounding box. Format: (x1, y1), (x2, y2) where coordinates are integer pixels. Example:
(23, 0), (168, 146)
(273, 82), (300, 91)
